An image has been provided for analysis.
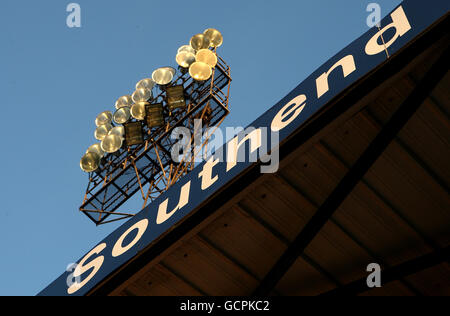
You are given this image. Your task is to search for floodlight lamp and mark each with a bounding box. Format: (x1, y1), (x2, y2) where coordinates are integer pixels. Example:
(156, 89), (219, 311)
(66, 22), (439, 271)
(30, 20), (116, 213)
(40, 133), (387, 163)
(196, 49), (218, 68)
(176, 51), (196, 68)
(115, 95), (133, 109)
(131, 101), (148, 121)
(152, 67), (176, 86)
(108, 126), (125, 139)
(177, 45), (196, 55)
(113, 107), (131, 124)
(189, 62), (212, 81)
(136, 78), (156, 92)
(95, 123), (113, 141)
(95, 111), (113, 127)
(80, 152), (101, 173)
(203, 28), (223, 48)
(132, 88), (152, 103)
(190, 34), (211, 51)
(163, 67), (176, 77)
(101, 134), (123, 154)
(86, 143), (105, 159)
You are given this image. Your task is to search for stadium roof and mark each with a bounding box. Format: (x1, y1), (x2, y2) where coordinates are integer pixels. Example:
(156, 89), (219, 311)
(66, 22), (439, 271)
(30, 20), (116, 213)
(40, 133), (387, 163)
(39, 0), (450, 296)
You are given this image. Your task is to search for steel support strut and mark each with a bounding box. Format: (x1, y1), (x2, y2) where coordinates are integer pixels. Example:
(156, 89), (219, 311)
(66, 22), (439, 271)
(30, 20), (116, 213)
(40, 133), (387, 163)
(252, 45), (450, 296)
(321, 246), (450, 296)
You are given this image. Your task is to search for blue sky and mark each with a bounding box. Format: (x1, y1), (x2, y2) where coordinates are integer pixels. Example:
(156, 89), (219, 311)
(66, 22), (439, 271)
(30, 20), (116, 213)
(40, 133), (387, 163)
(0, 0), (402, 296)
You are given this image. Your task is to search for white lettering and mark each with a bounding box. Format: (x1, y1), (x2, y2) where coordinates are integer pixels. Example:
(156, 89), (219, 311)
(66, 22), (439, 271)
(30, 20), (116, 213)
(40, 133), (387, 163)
(316, 55), (356, 98)
(112, 219), (148, 257)
(226, 128), (262, 172)
(271, 94), (307, 132)
(67, 243), (106, 295)
(156, 181), (191, 224)
(365, 6), (411, 55)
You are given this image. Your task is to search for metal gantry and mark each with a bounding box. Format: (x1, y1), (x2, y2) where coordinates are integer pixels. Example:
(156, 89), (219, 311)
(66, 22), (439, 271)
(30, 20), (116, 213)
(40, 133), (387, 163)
(80, 54), (231, 225)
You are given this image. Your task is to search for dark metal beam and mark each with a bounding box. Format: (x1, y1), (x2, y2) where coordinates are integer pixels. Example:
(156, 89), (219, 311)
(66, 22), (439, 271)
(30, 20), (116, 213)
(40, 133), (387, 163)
(319, 140), (441, 251)
(252, 44), (450, 296)
(88, 20), (448, 295)
(275, 172), (423, 295)
(236, 203), (342, 288)
(321, 245), (450, 296)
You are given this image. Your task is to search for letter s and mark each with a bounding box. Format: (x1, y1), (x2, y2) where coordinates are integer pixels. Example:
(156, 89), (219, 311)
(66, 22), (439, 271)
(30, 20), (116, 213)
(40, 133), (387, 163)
(67, 243), (107, 295)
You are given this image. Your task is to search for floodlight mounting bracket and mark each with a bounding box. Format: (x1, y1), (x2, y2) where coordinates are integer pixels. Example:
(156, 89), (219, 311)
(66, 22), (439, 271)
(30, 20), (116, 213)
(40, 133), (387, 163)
(80, 54), (231, 226)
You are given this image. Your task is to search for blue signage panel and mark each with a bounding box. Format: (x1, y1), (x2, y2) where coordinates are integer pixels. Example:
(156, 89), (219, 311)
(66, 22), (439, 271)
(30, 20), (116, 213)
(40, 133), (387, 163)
(39, 0), (449, 296)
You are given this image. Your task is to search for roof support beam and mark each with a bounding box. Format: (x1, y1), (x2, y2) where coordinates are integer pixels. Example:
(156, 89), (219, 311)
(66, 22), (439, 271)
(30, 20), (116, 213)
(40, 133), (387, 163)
(252, 44), (450, 296)
(321, 245), (450, 296)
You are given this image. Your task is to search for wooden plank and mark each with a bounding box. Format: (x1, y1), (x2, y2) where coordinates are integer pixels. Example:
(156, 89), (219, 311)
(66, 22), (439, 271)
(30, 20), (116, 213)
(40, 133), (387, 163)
(243, 170), (374, 285)
(312, 143), (434, 265)
(368, 76), (450, 190)
(238, 181), (311, 242)
(405, 263), (450, 296)
(319, 98), (450, 247)
(162, 236), (259, 296)
(129, 264), (203, 296)
(276, 256), (336, 296)
(107, 172), (270, 295)
(200, 207), (287, 280)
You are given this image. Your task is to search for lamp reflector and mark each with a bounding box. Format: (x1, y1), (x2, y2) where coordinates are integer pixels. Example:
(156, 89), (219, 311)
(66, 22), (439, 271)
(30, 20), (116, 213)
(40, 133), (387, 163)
(176, 51), (196, 68)
(80, 152), (101, 173)
(203, 28), (223, 48)
(115, 95), (133, 109)
(166, 85), (186, 111)
(101, 134), (123, 154)
(190, 34), (210, 51)
(132, 88), (152, 103)
(189, 62), (212, 81)
(113, 107), (131, 124)
(86, 143), (105, 159)
(95, 111), (113, 127)
(146, 103), (164, 128)
(152, 67), (176, 85)
(131, 101), (148, 121)
(136, 78), (155, 92)
(196, 49), (218, 68)
(124, 121), (144, 146)
(177, 45), (196, 55)
(109, 126), (125, 139)
(95, 123), (113, 141)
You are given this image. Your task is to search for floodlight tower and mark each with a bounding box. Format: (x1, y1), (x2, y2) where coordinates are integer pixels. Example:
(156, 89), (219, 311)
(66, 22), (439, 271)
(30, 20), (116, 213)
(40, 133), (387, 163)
(79, 28), (231, 226)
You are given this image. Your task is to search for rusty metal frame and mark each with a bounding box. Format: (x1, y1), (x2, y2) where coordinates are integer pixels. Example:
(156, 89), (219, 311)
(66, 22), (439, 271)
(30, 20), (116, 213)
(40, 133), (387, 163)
(80, 53), (231, 226)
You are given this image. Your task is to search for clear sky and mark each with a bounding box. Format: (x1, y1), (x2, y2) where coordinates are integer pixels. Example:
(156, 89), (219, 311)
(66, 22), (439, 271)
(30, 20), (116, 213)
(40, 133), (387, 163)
(0, 0), (402, 296)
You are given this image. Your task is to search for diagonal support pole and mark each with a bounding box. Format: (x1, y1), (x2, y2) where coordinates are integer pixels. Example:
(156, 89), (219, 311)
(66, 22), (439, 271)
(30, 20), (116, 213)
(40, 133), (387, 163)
(321, 246), (450, 296)
(252, 45), (450, 296)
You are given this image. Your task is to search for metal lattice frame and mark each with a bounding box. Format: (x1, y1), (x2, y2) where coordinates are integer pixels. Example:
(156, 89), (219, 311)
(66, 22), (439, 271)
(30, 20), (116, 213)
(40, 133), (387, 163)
(80, 54), (231, 225)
